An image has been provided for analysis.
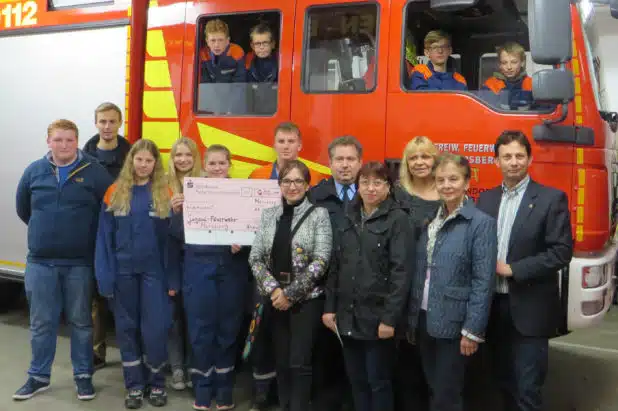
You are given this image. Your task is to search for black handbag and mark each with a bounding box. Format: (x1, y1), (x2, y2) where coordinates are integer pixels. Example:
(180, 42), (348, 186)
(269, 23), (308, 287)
(242, 205), (316, 361)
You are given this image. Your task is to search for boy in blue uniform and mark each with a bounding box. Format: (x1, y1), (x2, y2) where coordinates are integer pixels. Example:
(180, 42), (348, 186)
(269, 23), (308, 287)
(409, 30), (467, 91)
(245, 23), (278, 83)
(199, 19), (246, 84)
(481, 42), (534, 110)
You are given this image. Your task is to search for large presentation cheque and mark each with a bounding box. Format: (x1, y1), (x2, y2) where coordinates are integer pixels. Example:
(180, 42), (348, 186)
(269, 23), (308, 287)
(183, 177), (281, 245)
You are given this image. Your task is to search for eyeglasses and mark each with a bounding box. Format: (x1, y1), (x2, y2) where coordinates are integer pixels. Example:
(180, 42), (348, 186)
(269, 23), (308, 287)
(252, 41), (272, 48)
(281, 179), (306, 188)
(428, 45), (450, 52)
(359, 179), (388, 189)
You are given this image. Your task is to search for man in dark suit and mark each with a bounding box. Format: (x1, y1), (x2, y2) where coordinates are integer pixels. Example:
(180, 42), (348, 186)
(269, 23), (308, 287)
(477, 130), (573, 411)
(310, 135), (363, 411)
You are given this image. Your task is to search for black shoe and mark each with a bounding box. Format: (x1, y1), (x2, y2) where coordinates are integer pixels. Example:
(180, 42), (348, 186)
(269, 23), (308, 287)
(94, 356), (106, 371)
(148, 387), (168, 407)
(125, 389), (144, 409)
(250, 392), (270, 411)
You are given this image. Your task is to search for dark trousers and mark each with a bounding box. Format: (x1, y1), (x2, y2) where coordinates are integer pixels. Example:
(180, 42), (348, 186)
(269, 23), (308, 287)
(272, 297), (324, 411)
(313, 326), (352, 411)
(342, 337), (395, 411)
(113, 271), (171, 390)
(394, 338), (430, 411)
(183, 255), (248, 407)
(488, 294), (549, 411)
(418, 312), (467, 411)
(92, 293), (110, 362)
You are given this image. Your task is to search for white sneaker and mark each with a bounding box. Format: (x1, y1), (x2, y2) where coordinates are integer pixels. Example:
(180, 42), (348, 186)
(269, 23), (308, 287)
(171, 369), (186, 391)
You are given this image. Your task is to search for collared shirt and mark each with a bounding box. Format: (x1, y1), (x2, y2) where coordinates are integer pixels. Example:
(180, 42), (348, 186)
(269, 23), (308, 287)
(423, 196), (485, 343)
(496, 175), (531, 294)
(334, 180), (356, 202)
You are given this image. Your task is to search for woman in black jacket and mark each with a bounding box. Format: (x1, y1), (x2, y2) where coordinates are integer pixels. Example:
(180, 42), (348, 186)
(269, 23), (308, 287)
(322, 161), (416, 411)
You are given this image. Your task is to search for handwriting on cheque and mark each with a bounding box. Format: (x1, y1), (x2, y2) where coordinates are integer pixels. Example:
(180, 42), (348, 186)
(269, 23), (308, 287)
(183, 177), (280, 235)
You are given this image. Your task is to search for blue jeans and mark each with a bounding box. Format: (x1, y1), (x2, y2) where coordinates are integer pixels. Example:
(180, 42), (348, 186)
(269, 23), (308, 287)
(24, 262), (94, 382)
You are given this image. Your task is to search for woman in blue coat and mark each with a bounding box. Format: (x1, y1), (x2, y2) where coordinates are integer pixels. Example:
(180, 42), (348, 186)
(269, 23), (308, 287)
(408, 153), (497, 411)
(168, 144), (249, 411)
(95, 139), (173, 409)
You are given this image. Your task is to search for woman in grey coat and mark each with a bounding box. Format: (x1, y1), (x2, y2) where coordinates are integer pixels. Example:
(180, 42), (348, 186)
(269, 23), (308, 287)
(249, 160), (332, 411)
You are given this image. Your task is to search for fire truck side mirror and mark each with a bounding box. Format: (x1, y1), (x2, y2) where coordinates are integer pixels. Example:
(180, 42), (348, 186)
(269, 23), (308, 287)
(527, 0), (572, 65)
(531, 69), (575, 104)
(429, 0), (478, 12)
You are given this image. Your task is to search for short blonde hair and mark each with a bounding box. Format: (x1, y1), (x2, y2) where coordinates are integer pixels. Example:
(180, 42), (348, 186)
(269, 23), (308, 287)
(47, 119), (79, 139)
(399, 136), (439, 193)
(205, 19), (229, 38)
(94, 102), (122, 122)
(274, 121), (301, 141)
(497, 41), (526, 64)
(424, 30), (450, 49)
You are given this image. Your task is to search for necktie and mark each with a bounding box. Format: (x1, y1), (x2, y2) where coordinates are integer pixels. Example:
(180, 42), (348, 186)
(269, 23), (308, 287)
(342, 184), (350, 212)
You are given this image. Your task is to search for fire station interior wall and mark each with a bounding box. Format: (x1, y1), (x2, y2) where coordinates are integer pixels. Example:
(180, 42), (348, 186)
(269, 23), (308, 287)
(0, 25), (128, 278)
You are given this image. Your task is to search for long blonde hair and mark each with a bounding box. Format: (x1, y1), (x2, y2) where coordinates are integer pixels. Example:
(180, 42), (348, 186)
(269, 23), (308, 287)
(108, 139), (171, 218)
(168, 137), (202, 194)
(398, 136), (439, 193)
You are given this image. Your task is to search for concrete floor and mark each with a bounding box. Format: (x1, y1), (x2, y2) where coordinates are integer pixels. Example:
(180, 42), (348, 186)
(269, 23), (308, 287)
(1, 304), (618, 411)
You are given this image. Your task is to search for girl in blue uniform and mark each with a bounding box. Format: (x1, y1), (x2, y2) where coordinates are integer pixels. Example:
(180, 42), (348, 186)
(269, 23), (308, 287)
(167, 137), (203, 391)
(95, 139), (172, 409)
(169, 144), (249, 411)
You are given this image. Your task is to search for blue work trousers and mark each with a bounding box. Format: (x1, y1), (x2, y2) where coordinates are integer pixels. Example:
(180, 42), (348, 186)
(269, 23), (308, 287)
(184, 253), (248, 407)
(112, 271), (171, 390)
(24, 262), (94, 382)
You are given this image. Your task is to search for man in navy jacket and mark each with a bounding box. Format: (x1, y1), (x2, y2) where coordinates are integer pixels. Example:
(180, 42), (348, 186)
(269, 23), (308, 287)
(477, 130), (573, 411)
(13, 119), (113, 403)
(82, 102), (130, 371)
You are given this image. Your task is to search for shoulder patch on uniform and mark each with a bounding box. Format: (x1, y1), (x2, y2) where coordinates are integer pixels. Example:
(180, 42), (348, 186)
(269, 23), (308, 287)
(484, 77), (506, 94)
(413, 64), (432, 80)
(245, 51), (256, 69)
(228, 43), (246, 61)
(249, 165), (272, 180)
(453, 72), (467, 85)
(199, 47), (211, 62)
(103, 183), (118, 206)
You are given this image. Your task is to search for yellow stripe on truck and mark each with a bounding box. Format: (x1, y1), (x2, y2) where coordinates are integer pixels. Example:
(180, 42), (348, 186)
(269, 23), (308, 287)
(143, 90), (177, 119)
(197, 123), (332, 177)
(146, 29), (167, 58)
(142, 122), (180, 148)
(145, 60), (172, 88)
(0, 260), (26, 269)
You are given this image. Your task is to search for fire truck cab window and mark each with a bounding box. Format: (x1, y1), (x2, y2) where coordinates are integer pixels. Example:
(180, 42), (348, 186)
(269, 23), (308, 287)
(195, 12), (281, 116)
(303, 4), (379, 93)
(403, 1), (554, 113)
